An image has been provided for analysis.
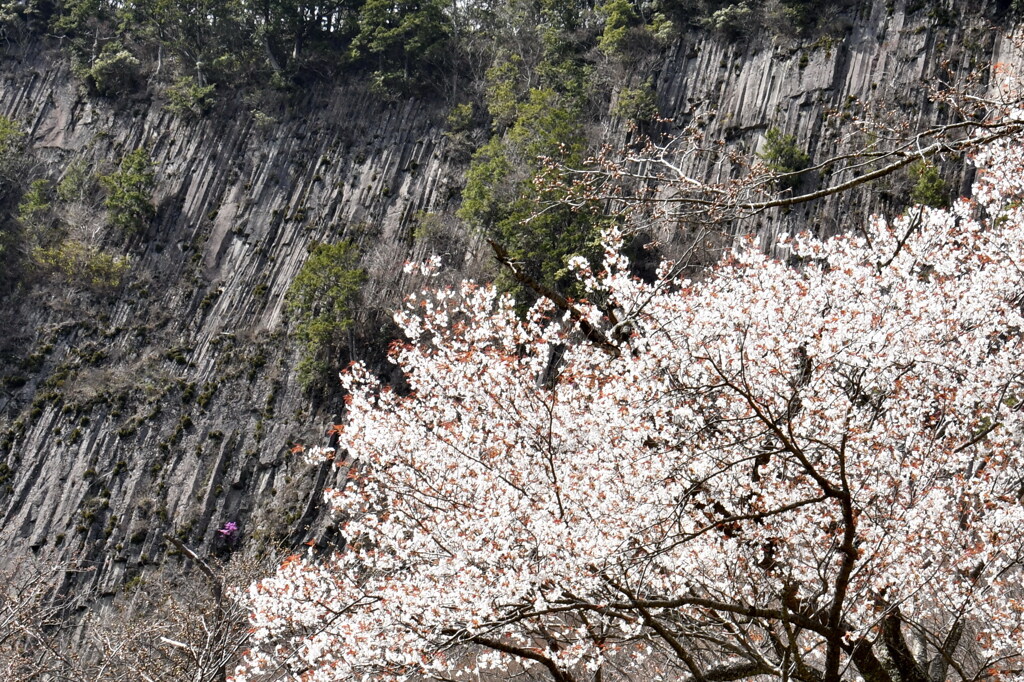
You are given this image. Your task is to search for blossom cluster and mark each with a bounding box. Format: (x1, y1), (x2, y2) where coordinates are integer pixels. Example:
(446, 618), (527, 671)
(233, 139), (1024, 681)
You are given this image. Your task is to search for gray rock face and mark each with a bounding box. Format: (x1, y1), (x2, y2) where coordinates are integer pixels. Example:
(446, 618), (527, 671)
(0, 53), (469, 597)
(0, 0), (1015, 599)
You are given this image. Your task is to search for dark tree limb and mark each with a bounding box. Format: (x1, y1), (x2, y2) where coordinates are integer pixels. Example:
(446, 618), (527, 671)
(928, 620), (963, 682)
(469, 634), (576, 682)
(845, 637), (895, 682)
(882, 608), (930, 682)
(489, 239), (621, 358)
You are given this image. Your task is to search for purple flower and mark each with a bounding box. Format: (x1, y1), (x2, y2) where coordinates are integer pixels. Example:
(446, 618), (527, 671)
(217, 521), (238, 537)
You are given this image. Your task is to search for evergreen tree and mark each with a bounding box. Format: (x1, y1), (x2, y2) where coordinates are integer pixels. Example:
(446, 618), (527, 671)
(351, 0), (449, 93)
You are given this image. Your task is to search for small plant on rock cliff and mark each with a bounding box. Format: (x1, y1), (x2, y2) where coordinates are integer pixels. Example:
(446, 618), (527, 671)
(908, 159), (949, 208)
(19, 178), (60, 264)
(703, 2), (755, 39)
(84, 41), (141, 96)
(57, 157), (96, 203)
(18, 179), (55, 235)
(613, 81), (658, 122)
(165, 76), (216, 119)
(0, 116), (25, 272)
(0, 114), (25, 200)
(101, 148), (156, 234)
(286, 240), (365, 390)
(16, 170), (130, 290)
(759, 127), (811, 191)
(445, 102), (474, 133)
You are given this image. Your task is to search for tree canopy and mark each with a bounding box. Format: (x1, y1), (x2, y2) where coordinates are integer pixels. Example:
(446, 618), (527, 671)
(286, 240), (366, 390)
(234, 123), (1024, 680)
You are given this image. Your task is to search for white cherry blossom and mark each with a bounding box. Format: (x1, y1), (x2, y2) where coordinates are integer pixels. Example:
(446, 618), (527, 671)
(234, 137), (1024, 682)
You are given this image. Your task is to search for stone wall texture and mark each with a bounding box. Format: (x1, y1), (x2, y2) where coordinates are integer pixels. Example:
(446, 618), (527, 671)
(0, 0), (1016, 601)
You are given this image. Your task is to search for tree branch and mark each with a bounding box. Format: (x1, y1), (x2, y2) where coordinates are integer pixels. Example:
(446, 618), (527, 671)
(489, 239), (620, 358)
(469, 634), (576, 682)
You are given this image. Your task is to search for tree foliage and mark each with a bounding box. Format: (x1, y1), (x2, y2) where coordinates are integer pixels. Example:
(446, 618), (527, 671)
(597, 0), (641, 57)
(694, 0), (849, 38)
(82, 40), (141, 96)
(237, 132), (1024, 681)
(0, 114), (26, 203)
(47, 0), (449, 93)
(285, 240), (365, 390)
(459, 86), (605, 300)
(100, 148), (156, 234)
(10, 160), (133, 292)
(5, 0), (867, 105)
(908, 159), (949, 208)
(33, 241), (130, 290)
(458, 3), (608, 302)
(0, 116), (29, 284)
(164, 75), (216, 118)
(759, 127), (811, 190)
(350, 0), (448, 95)
(612, 80), (658, 121)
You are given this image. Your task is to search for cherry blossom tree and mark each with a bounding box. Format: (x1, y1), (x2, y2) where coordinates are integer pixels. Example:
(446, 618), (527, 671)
(235, 127), (1024, 681)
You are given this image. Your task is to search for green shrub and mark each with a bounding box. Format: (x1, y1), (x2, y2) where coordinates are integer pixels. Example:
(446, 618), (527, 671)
(286, 240), (365, 389)
(773, 0), (816, 35)
(0, 115), (25, 197)
(57, 157), (95, 203)
(443, 102), (476, 154)
(14, 162), (130, 290)
(506, 87), (586, 163)
(459, 88), (604, 301)
(123, 574), (145, 593)
(33, 240), (130, 290)
(458, 137), (515, 231)
(484, 52), (525, 130)
(18, 179), (53, 229)
(18, 178), (60, 264)
(0, 115), (23, 163)
(703, 3), (754, 39)
(445, 102), (474, 132)
(759, 128), (811, 191)
(613, 82), (658, 122)
(0, 115), (27, 267)
(908, 160), (949, 208)
(101, 148), (155, 233)
(597, 0), (640, 57)
(165, 76), (216, 118)
(86, 41), (140, 96)
(648, 12), (676, 42)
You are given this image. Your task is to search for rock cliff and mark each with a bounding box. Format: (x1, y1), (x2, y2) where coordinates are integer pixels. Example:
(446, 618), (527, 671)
(0, 0), (1016, 601)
